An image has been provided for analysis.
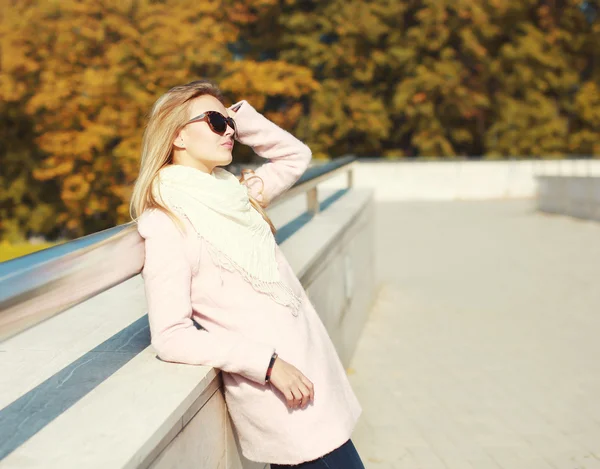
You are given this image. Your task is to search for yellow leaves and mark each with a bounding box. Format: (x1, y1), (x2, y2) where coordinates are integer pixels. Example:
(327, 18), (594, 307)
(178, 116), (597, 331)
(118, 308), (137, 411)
(460, 29), (487, 59)
(25, 77), (74, 114)
(62, 174), (90, 202)
(3, 0), (600, 241)
(569, 82), (600, 154)
(3, 0), (296, 238)
(458, 9), (471, 20)
(413, 130), (455, 157)
(574, 82), (600, 124)
(0, 76), (28, 102)
(389, 46), (415, 66)
(412, 93), (427, 104)
(0, 0), (234, 232)
(488, 0), (508, 13)
(66, 219), (79, 231)
(36, 131), (96, 157)
(102, 14), (142, 42)
(81, 68), (118, 92)
(221, 60), (318, 112)
(265, 103), (303, 130)
(33, 160), (74, 181)
(451, 129), (473, 144)
(116, 203), (130, 222)
(486, 91), (569, 157)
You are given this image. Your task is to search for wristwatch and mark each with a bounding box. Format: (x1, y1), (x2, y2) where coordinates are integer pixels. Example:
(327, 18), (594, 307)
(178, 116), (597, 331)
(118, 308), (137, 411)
(265, 351), (278, 383)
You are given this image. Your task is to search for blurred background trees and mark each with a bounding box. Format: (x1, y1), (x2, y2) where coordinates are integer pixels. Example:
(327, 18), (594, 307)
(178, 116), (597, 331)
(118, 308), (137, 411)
(1, 0), (600, 241)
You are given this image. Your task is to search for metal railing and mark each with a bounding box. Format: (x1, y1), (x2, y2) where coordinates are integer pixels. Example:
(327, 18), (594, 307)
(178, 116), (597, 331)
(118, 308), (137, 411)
(0, 156), (357, 341)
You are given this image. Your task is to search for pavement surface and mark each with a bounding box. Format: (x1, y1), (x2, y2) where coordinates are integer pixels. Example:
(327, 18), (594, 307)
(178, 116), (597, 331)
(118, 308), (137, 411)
(348, 199), (600, 469)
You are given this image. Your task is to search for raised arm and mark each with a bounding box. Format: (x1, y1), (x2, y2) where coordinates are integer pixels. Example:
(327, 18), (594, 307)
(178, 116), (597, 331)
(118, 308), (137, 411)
(231, 100), (312, 207)
(137, 209), (275, 384)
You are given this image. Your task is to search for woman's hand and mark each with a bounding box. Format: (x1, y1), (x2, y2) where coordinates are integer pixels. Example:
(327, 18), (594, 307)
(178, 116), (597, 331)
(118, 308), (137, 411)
(268, 356), (314, 410)
(227, 101), (243, 117)
(227, 104), (241, 140)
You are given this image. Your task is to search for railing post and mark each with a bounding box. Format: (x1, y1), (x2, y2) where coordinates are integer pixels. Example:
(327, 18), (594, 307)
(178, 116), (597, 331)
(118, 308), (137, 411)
(347, 166), (354, 188)
(307, 187), (320, 215)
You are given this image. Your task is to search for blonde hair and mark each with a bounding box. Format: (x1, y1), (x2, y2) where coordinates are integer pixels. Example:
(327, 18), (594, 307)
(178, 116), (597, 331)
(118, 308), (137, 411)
(129, 79), (276, 236)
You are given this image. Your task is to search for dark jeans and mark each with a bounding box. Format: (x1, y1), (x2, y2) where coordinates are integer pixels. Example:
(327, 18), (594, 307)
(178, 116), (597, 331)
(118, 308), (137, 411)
(271, 439), (366, 469)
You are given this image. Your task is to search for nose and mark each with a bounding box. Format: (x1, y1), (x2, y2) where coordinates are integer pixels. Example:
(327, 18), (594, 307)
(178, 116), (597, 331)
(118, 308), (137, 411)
(224, 118), (236, 138)
(225, 123), (235, 136)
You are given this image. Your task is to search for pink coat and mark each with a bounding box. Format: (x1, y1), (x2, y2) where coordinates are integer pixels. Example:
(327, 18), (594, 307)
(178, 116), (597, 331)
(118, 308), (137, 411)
(136, 100), (362, 465)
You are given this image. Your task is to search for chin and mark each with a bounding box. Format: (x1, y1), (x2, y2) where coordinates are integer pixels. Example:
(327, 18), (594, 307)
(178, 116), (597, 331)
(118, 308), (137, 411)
(215, 155), (233, 168)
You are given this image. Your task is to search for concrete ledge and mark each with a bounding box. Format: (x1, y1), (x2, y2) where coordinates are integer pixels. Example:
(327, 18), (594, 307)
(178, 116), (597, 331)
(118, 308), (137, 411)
(537, 176), (600, 221)
(320, 159), (600, 201)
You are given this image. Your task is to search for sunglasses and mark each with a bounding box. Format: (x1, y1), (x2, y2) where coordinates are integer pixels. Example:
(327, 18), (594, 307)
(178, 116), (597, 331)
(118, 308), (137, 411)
(184, 110), (237, 138)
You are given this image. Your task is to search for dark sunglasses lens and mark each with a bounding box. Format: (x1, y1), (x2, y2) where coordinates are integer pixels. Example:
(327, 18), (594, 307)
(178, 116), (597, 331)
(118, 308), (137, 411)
(208, 113), (227, 134)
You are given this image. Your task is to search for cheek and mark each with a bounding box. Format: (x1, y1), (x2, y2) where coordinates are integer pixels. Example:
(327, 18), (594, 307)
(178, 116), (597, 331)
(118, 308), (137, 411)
(187, 126), (220, 158)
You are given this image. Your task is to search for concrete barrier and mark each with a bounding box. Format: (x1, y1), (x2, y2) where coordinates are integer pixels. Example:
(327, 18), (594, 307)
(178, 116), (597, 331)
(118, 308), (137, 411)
(0, 188), (376, 469)
(319, 158), (600, 201)
(537, 176), (600, 221)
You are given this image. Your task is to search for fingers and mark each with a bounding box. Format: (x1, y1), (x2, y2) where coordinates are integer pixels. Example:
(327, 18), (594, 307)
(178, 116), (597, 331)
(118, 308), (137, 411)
(283, 389), (295, 408)
(286, 379), (314, 410)
(297, 382), (311, 408)
(300, 375), (315, 402)
(271, 357), (314, 410)
(290, 388), (302, 409)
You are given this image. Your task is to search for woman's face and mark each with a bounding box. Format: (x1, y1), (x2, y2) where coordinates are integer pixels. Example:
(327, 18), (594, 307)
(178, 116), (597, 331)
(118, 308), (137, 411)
(173, 94), (235, 174)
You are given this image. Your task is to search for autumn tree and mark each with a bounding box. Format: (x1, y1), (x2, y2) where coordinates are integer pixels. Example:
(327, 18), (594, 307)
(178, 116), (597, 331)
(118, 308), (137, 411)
(238, 0), (600, 158)
(485, 0), (600, 157)
(2, 0), (600, 242)
(0, 0), (316, 239)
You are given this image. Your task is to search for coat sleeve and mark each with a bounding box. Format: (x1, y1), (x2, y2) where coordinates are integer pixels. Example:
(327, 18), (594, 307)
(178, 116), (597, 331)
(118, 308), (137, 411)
(231, 100), (312, 207)
(137, 209), (276, 385)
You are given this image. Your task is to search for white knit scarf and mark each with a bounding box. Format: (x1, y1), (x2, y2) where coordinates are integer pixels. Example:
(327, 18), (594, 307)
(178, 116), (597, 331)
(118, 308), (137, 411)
(152, 164), (301, 315)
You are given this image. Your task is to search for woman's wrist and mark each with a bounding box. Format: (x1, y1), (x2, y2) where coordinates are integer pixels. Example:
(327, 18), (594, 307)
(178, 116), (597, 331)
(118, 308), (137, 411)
(265, 351), (278, 383)
(227, 100), (261, 143)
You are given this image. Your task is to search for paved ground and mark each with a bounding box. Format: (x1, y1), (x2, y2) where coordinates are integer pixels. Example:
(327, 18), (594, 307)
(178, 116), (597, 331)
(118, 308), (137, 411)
(348, 199), (600, 469)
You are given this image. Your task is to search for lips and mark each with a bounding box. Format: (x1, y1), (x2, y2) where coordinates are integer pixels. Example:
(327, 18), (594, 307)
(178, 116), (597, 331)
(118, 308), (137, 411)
(221, 141), (233, 149)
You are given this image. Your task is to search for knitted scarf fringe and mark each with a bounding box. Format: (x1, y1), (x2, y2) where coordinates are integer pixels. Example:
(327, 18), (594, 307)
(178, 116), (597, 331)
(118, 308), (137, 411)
(202, 234), (302, 316)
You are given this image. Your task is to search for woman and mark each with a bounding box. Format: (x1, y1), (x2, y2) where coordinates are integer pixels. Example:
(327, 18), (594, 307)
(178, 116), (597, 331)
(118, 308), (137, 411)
(130, 79), (365, 468)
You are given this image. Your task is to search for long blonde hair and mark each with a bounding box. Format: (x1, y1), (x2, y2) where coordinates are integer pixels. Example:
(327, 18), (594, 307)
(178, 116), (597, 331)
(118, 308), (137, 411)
(129, 80), (276, 235)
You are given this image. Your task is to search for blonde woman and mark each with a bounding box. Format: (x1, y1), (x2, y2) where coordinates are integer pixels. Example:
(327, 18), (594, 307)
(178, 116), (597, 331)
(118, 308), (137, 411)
(130, 80), (364, 468)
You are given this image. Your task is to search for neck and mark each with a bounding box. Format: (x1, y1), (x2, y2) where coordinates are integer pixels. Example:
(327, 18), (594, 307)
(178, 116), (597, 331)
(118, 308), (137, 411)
(172, 151), (214, 174)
